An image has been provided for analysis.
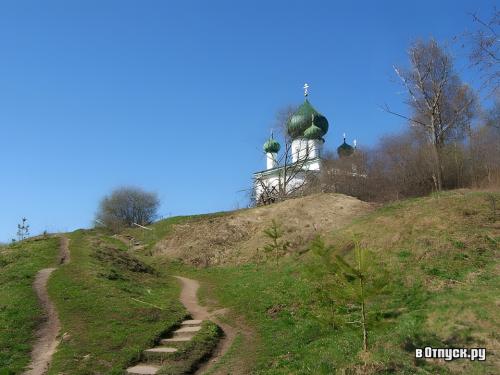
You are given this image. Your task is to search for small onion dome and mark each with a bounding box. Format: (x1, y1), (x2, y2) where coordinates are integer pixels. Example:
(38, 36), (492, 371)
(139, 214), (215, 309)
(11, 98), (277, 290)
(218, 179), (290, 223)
(337, 140), (354, 158)
(263, 137), (280, 153)
(287, 100), (329, 139)
(304, 122), (323, 140)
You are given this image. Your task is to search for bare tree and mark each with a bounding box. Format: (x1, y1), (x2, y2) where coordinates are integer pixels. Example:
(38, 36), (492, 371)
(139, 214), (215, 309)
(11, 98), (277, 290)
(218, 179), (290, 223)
(254, 105), (322, 205)
(96, 186), (160, 231)
(469, 121), (500, 186)
(469, 8), (499, 94)
(318, 149), (370, 199)
(317, 127), (477, 202)
(485, 97), (500, 129)
(254, 140), (316, 205)
(274, 105), (298, 141)
(384, 39), (477, 191)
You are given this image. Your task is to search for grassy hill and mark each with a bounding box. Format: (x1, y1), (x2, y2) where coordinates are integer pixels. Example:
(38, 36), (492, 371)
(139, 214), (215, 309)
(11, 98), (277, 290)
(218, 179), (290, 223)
(47, 230), (187, 374)
(1, 190), (498, 374)
(150, 190), (499, 374)
(0, 229), (221, 375)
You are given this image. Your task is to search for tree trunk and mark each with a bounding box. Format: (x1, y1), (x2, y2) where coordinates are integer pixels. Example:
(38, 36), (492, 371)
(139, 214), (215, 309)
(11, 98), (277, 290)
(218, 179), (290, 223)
(357, 249), (368, 351)
(360, 277), (368, 351)
(274, 238), (279, 266)
(432, 142), (443, 191)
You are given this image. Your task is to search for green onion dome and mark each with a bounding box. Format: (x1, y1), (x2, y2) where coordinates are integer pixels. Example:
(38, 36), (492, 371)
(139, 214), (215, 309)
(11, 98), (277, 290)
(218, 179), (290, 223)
(304, 123), (324, 140)
(287, 100), (329, 139)
(337, 140), (354, 158)
(263, 137), (281, 153)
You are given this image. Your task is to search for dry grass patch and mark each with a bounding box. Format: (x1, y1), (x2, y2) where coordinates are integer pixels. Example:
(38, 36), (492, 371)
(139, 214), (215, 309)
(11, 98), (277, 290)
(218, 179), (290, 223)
(154, 193), (373, 266)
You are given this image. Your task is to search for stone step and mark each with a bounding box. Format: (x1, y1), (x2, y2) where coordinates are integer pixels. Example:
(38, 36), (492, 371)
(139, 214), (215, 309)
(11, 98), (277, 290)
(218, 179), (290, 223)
(161, 336), (193, 344)
(143, 346), (178, 362)
(126, 364), (160, 375)
(181, 319), (203, 326)
(173, 325), (201, 337)
(145, 347), (178, 354)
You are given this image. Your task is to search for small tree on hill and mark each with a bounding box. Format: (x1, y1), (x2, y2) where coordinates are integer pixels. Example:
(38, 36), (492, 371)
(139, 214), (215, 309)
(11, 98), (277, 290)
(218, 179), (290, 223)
(96, 186), (160, 231)
(262, 220), (289, 266)
(17, 217), (30, 241)
(305, 236), (343, 329)
(307, 236), (389, 351)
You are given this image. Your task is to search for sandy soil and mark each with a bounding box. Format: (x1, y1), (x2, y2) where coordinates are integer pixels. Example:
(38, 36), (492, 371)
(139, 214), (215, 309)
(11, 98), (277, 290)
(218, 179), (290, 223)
(174, 276), (210, 320)
(58, 237), (70, 265)
(174, 276), (242, 375)
(23, 237), (69, 375)
(157, 193), (373, 265)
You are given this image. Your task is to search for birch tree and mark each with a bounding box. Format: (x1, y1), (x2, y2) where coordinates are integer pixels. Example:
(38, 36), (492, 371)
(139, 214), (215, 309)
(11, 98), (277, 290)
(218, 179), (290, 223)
(384, 39), (477, 191)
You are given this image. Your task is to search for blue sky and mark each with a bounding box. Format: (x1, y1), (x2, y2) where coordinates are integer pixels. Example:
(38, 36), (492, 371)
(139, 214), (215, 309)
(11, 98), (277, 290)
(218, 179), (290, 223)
(0, 0), (495, 242)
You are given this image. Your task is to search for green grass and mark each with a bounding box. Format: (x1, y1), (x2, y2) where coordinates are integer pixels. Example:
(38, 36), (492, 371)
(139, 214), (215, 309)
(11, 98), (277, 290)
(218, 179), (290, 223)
(203, 333), (244, 375)
(47, 230), (187, 375)
(163, 191), (499, 374)
(3, 191), (496, 374)
(0, 237), (59, 374)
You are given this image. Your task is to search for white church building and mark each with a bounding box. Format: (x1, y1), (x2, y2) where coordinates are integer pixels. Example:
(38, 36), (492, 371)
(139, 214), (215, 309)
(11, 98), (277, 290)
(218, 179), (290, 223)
(253, 84), (355, 204)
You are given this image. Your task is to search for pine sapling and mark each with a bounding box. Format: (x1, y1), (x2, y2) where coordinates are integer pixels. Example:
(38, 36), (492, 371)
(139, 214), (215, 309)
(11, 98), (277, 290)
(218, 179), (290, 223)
(263, 219), (288, 266)
(16, 218), (30, 241)
(308, 236), (389, 351)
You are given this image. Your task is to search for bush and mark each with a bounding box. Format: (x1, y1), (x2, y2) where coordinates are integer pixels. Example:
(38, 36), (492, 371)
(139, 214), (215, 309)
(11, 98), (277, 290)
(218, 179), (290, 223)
(96, 186), (160, 231)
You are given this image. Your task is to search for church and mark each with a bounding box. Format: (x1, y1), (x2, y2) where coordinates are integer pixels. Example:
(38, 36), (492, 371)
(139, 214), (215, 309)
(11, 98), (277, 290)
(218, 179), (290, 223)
(253, 84), (355, 204)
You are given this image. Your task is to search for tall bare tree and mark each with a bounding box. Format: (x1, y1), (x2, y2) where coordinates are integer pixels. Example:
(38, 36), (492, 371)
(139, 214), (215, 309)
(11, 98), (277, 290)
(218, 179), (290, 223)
(384, 39), (477, 191)
(469, 8), (499, 94)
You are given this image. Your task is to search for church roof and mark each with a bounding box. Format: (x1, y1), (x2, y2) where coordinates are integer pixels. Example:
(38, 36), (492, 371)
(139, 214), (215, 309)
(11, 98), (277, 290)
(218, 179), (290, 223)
(337, 140), (354, 158)
(253, 156), (322, 177)
(304, 122), (324, 140)
(263, 137), (280, 153)
(287, 99), (329, 139)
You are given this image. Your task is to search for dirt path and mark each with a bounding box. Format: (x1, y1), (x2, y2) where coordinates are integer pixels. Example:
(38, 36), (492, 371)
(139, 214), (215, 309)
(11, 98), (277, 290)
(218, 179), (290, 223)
(23, 237), (70, 375)
(174, 276), (238, 374)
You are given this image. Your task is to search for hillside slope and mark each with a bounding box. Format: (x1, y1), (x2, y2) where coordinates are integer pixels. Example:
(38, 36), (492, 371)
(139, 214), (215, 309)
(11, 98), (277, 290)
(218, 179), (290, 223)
(154, 193), (373, 265)
(47, 230), (187, 374)
(157, 190), (499, 374)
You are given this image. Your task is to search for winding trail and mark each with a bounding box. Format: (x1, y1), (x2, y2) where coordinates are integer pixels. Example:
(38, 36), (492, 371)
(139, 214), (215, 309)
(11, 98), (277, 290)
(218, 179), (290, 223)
(174, 276), (237, 374)
(23, 237), (70, 375)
